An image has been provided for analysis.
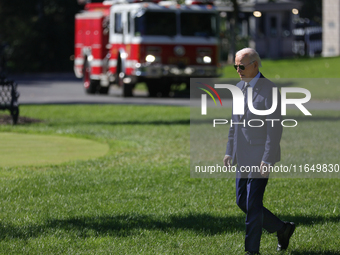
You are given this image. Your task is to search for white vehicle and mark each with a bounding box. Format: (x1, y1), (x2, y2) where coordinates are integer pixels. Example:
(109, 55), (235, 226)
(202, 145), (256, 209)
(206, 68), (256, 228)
(292, 26), (322, 57)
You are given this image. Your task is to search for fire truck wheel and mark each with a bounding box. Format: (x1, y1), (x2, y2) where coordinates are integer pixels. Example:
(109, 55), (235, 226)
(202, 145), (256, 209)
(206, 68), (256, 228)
(118, 72), (133, 97)
(161, 83), (171, 97)
(84, 80), (99, 94)
(147, 82), (158, 97)
(147, 80), (171, 97)
(99, 86), (110, 94)
(123, 83), (134, 97)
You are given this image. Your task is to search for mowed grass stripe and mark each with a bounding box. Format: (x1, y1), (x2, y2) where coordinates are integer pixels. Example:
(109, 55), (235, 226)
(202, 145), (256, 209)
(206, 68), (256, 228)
(0, 132), (109, 167)
(0, 102), (338, 253)
(222, 56), (340, 101)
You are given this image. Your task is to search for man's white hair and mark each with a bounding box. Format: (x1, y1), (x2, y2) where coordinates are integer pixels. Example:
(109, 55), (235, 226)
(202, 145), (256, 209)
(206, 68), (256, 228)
(235, 48), (262, 68)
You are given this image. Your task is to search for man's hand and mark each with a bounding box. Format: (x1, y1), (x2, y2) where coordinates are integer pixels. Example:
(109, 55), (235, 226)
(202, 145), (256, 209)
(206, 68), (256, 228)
(260, 161), (270, 177)
(223, 155), (232, 167)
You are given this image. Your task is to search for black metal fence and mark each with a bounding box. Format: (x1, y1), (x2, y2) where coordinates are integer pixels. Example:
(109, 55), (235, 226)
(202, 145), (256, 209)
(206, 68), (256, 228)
(0, 76), (20, 124)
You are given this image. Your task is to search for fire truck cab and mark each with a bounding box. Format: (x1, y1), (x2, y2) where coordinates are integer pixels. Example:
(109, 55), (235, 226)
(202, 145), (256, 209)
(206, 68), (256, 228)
(74, 0), (220, 97)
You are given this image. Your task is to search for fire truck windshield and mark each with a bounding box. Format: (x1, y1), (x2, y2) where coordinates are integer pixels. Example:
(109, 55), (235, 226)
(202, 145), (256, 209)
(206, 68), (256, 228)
(180, 12), (217, 37)
(134, 11), (177, 36)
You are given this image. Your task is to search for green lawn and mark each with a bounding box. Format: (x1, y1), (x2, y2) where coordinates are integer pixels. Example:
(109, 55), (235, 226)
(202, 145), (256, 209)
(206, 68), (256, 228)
(223, 56), (340, 79)
(0, 105), (339, 254)
(222, 56), (340, 101)
(0, 132), (108, 167)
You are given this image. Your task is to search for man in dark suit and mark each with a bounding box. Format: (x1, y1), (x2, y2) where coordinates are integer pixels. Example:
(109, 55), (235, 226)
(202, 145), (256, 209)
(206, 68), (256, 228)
(223, 48), (295, 255)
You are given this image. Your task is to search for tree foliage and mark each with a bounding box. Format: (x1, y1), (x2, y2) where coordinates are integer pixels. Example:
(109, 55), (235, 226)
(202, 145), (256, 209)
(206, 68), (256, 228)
(299, 0), (322, 25)
(0, 0), (82, 72)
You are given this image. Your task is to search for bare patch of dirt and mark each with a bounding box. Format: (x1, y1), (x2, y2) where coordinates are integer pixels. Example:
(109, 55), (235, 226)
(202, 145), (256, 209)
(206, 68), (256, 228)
(0, 114), (43, 125)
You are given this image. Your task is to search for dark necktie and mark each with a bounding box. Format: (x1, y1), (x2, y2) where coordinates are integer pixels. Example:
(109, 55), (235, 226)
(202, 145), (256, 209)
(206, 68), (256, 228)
(243, 82), (249, 114)
(242, 82), (249, 95)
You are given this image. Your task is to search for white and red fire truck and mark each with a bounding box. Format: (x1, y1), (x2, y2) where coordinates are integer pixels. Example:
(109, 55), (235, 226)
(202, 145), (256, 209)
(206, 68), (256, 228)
(74, 0), (221, 97)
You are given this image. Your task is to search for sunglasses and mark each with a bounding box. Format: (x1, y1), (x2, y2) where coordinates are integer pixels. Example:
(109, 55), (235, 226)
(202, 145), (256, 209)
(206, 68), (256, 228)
(234, 61), (255, 70)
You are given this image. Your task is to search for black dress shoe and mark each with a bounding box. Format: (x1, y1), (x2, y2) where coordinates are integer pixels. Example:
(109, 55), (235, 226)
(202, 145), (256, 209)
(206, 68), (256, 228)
(245, 252), (260, 255)
(277, 221), (295, 251)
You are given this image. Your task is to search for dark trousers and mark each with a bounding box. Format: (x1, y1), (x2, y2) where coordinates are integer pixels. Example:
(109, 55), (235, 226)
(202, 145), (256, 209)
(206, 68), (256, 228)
(236, 177), (285, 252)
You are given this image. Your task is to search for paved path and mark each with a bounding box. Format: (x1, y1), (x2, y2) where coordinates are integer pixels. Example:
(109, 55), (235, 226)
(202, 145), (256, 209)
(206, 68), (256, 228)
(11, 73), (190, 106)
(9, 73), (340, 110)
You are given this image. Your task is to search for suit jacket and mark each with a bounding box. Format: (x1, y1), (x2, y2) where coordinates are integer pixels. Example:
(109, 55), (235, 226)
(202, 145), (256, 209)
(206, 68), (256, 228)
(226, 74), (282, 175)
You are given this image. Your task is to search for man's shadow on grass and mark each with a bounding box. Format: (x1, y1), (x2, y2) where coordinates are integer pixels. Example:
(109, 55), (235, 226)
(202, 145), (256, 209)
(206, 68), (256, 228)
(1, 213), (339, 239)
(0, 213), (244, 240)
(46, 213), (246, 237)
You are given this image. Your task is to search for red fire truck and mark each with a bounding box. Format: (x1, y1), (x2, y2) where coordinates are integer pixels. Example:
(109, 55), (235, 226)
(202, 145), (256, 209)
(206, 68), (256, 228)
(74, 0), (221, 97)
